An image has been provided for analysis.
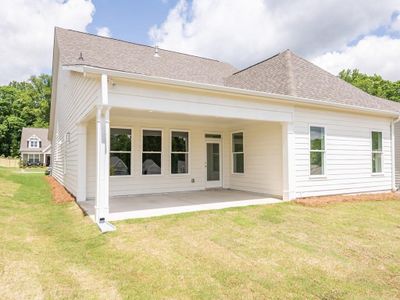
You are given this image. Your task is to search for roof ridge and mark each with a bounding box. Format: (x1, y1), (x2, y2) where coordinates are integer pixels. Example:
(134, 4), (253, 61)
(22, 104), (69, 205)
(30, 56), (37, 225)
(284, 50), (297, 96)
(55, 27), (232, 65)
(230, 52), (282, 76)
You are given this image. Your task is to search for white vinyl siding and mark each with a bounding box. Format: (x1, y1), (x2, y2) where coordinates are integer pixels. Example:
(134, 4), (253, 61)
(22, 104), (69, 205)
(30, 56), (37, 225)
(51, 67), (100, 195)
(294, 107), (392, 198)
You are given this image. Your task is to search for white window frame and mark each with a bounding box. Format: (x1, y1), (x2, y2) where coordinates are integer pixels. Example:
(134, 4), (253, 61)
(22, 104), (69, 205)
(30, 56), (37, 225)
(110, 127), (133, 177)
(371, 130), (383, 175)
(231, 131), (245, 175)
(141, 128), (163, 176)
(309, 125), (326, 178)
(28, 135), (41, 149)
(170, 129), (190, 175)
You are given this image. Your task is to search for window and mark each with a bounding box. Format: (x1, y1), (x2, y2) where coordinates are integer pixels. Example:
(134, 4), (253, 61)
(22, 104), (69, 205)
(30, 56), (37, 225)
(28, 137), (40, 148)
(142, 130), (162, 175)
(310, 126), (325, 176)
(232, 132), (244, 173)
(372, 131), (382, 173)
(171, 131), (189, 174)
(110, 128), (131, 176)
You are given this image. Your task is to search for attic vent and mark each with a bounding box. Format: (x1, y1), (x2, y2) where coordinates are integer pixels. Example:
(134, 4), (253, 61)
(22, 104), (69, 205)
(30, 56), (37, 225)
(153, 45), (160, 58)
(78, 52), (84, 61)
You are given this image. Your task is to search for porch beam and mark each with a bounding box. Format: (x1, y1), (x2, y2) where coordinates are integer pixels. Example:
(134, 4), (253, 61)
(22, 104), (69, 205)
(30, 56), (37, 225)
(282, 122), (296, 200)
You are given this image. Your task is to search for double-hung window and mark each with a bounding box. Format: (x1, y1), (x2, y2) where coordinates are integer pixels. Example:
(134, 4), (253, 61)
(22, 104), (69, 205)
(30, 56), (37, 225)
(371, 131), (382, 173)
(232, 132), (244, 173)
(171, 131), (189, 174)
(310, 126), (325, 176)
(142, 130), (162, 175)
(110, 128), (132, 176)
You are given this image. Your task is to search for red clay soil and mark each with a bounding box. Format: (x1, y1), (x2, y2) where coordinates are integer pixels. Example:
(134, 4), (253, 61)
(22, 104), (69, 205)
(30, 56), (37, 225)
(295, 192), (400, 207)
(45, 176), (75, 203)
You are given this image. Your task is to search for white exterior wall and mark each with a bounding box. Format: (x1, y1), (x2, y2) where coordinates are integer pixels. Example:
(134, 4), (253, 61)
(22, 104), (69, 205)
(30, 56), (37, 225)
(85, 117), (282, 198)
(395, 121), (400, 187)
(51, 70), (99, 196)
(294, 107), (393, 197)
(229, 122), (282, 196)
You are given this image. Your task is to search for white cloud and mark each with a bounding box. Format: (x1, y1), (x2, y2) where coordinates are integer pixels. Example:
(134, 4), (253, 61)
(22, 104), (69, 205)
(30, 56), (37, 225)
(391, 15), (400, 32)
(150, 0), (400, 74)
(96, 26), (111, 37)
(312, 36), (400, 81)
(0, 0), (95, 84)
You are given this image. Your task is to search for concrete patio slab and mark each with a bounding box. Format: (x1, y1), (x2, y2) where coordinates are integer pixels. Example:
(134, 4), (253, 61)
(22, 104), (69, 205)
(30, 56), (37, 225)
(79, 189), (282, 221)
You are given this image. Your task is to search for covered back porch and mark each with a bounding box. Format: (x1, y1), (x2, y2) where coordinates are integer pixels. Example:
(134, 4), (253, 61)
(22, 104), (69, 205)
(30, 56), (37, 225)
(74, 74), (296, 230)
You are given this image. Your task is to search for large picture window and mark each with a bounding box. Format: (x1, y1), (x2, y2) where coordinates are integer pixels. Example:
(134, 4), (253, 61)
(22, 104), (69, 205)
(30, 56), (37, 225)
(372, 131), (382, 173)
(110, 128), (131, 176)
(310, 126), (325, 176)
(232, 132), (244, 173)
(171, 131), (189, 174)
(142, 129), (162, 175)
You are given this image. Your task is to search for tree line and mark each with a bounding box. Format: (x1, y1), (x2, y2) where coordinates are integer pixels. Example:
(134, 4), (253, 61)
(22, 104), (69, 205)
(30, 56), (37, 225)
(0, 70), (398, 158)
(0, 74), (51, 157)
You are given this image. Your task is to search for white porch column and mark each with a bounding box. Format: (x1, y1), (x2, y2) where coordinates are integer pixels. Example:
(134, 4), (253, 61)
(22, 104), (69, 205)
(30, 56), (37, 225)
(95, 107), (110, 222)
(77, 123), (87, 202)
(282, 122), (296, 200)
(391, 120), (396, 191)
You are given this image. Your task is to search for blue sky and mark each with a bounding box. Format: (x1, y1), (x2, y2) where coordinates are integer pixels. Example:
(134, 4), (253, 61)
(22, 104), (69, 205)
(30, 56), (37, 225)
(87, 0), (178, 45)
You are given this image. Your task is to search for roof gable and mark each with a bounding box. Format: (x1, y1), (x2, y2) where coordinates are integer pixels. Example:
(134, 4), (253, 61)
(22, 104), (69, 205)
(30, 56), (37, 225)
(225, 50), (400, 113)
(20, 128), (50, 152)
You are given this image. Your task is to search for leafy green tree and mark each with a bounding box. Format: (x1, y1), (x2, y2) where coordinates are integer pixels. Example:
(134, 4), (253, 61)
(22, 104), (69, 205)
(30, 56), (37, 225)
(0, 74), (51, 157)
(339, 69), (400, 102)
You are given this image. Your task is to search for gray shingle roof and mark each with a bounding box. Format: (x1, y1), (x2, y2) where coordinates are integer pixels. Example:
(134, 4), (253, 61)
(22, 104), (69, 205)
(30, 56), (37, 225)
(55, 28), (400, 114)
(225, 50), (400, 113)
(19, 128), (50, 152)
(55, 27), (237, 85)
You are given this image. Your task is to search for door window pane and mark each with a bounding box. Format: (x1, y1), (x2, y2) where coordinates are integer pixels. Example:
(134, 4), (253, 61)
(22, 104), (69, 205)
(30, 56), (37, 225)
(207, 143), (220, 181)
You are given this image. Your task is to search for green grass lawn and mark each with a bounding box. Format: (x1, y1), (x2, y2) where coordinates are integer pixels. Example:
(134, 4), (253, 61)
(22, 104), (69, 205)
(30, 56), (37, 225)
(1, 167), (400, 299)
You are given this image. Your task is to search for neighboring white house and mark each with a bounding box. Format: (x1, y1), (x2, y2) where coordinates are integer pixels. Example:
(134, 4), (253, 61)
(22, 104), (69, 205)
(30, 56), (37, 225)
(20, 127), (51, 166)
(49, 27), (400, 229)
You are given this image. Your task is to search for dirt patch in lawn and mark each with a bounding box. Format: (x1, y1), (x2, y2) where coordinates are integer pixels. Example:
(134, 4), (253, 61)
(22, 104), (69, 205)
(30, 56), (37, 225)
(0, 179), (20, 199)
(45, 176), (75, 203)
(296, 192), (400, 207)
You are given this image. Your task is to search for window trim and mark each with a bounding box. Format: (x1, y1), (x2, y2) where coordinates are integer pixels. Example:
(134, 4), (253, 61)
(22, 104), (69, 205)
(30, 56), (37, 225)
(371, 130), (383, 175)
(170, 129), (190, 176)
(28, 135), (41, 149)
(110, 127), (133, 177)
(141, 128), (163, 176)
(231, 130), (245, 175)
(309, 125), (327, 178)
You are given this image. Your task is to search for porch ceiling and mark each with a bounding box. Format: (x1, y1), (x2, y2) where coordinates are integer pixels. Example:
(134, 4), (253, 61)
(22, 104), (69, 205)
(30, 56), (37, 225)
(79, 189), (282, 221)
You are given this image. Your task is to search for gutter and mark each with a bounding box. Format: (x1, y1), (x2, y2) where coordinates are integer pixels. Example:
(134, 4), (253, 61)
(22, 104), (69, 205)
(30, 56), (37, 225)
(63, 64), (400, 118)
